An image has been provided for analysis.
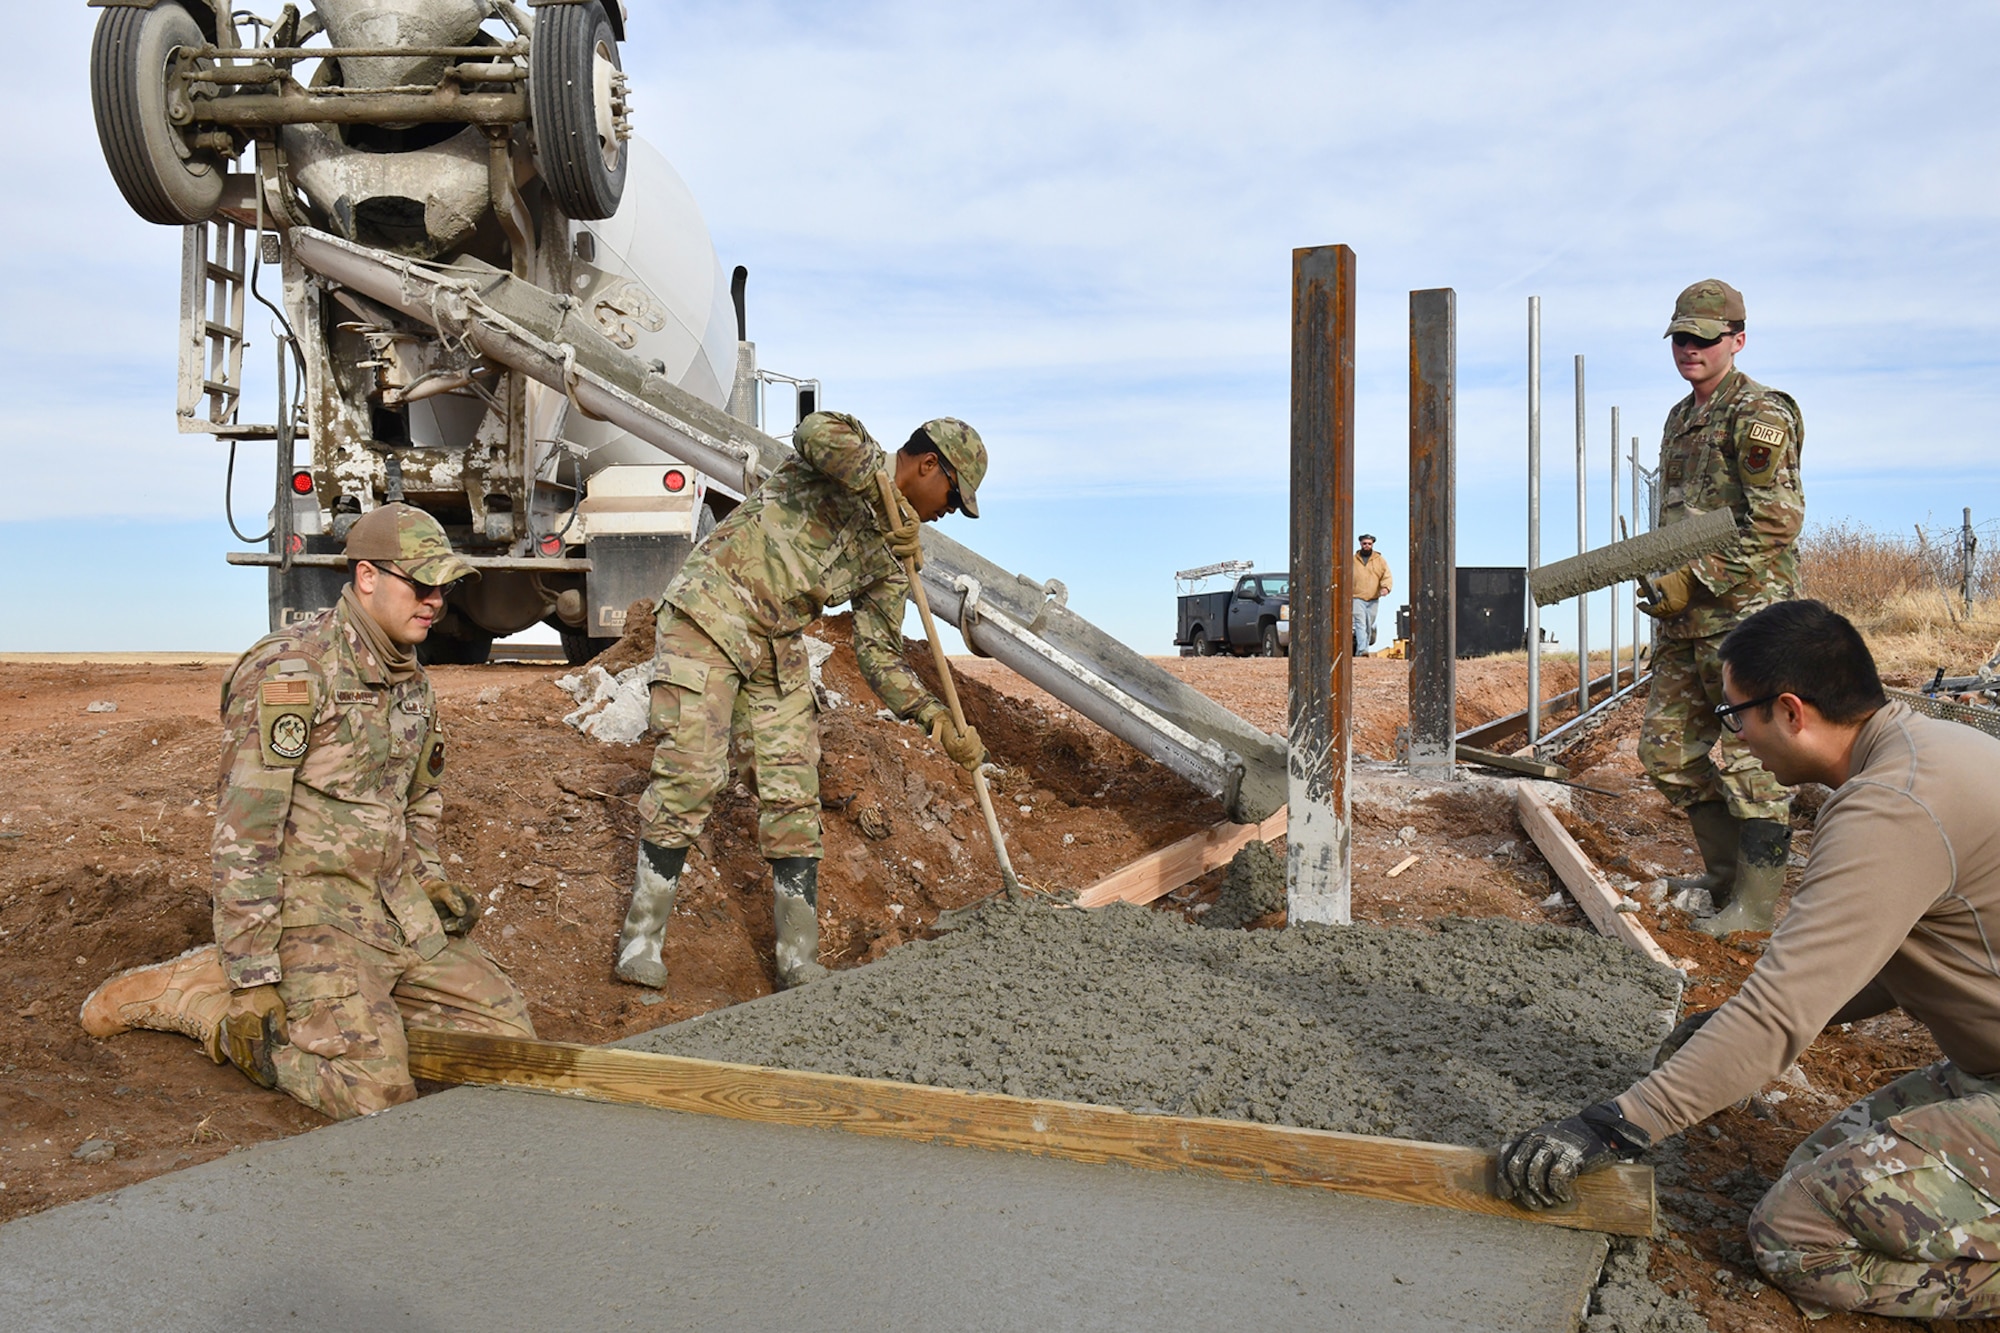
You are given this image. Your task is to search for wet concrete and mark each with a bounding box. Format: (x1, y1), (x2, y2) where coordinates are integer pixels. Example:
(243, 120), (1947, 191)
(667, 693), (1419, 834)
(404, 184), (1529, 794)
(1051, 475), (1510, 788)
(630, 902), (1683, 1146)
(0, 1085), (1610, 1331)
(1203, 839), (1288, 929)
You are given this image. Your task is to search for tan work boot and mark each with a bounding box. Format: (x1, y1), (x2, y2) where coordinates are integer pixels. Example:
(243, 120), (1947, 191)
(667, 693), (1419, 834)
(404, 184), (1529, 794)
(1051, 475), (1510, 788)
(1698, 819), (1791, 937)
(1669, 800), (1741, 908)
(614, 841), (686, 988)
(771, 857), (830, 989)
(79, 945), (232, 1062)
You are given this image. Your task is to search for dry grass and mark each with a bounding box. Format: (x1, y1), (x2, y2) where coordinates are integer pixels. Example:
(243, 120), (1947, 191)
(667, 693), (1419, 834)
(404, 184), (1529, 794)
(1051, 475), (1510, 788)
(1796, 520), (2000, 683)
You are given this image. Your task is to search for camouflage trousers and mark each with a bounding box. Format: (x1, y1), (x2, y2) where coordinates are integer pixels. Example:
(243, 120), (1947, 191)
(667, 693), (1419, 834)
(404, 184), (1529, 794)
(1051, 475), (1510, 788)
(270, 923), (534, 1120)
(1749, 1060), (2000, 1319)
(637, 608), (822, 860)
(1638, 631), (1791, 821)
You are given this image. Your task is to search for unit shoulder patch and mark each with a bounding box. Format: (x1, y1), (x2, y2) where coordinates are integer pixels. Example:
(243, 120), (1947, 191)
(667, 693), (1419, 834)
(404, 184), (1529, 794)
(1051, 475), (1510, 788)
(255, 658), (318, 768)
(267, 712), (310, 761)
(1746, 420), (1786, 447)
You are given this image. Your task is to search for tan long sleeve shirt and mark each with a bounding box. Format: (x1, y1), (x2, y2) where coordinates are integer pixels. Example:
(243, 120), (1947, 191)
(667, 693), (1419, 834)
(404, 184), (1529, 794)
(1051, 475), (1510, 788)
(1352, 551), (1393, 602)
(1618, 702), (2000, 1143)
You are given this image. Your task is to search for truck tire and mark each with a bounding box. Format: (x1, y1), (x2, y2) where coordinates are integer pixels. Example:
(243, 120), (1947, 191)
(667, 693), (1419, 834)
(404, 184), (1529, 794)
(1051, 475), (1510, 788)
(530, 1), (627, 219)
(1190, 627), (1211, 657)
(1260, 623), (1285, 658)
(558, 624), (616, 666)
(91, 2), (227, 225)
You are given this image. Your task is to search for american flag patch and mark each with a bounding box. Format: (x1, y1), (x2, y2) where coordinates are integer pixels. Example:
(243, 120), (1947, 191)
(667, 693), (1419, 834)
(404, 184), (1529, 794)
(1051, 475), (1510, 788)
(261, 679), (311, 706)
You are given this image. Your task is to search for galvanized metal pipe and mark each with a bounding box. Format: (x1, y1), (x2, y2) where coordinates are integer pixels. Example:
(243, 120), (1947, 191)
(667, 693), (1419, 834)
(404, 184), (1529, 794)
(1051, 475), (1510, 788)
(1527, 298), (1541, 744)
(1575, 354), (1588, 717)
(1533, 671), (1650, 750)
(1631, 436), (1643, 674)
(1609, 404), (1619, 700)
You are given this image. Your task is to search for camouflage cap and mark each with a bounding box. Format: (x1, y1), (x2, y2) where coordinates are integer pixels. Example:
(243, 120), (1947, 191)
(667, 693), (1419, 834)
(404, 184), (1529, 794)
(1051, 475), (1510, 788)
(344, 503), (479, 585)
(919, 418), (986, 518)
(1664, 279), (1747, 340)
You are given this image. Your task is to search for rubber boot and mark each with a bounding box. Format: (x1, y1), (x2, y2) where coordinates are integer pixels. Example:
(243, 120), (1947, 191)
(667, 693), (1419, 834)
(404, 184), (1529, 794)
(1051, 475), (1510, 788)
(79, 944), (233, 1063)
(1697, 819), (1791, 937)
(771, 857), (830, 989)
(1669, 800), (1741, 908)
(614, 841), (686, 988)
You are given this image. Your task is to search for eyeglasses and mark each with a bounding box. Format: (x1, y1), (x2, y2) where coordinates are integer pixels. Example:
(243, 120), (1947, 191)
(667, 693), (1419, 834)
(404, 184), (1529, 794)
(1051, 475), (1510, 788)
(936, 455), (964, 515)
(1714, 692), (1787, 734)
(1671, 331), (1726, 350)
(373, 563), (450, 602)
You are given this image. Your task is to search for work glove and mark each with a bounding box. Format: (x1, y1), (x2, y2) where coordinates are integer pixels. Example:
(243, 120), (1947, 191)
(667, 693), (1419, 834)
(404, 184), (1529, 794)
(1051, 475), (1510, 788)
(877, 471), (924, 568)
(1653, 1008), (1715, 1070)
(1639, 567), (1696, 619)
(424, 878), (481, 935)
(1495, 1101), (1651, 1210)
(215, 984), (287, 1089)
(931, 715), (987, 773)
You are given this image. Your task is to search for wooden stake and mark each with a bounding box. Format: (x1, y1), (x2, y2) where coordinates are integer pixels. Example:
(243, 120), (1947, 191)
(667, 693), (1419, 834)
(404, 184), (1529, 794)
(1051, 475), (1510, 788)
(406, 1028), (1655, 1237)
(1516, 784), (1679, 972)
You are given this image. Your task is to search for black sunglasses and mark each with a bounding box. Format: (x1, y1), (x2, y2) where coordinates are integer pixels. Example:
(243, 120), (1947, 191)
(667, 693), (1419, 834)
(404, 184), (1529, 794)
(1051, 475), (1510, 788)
(1714, 692), (1793, 734)
(935, 454), (964, 515)
(1671, 331), (1726, 350)
(373, 563), (449, 601)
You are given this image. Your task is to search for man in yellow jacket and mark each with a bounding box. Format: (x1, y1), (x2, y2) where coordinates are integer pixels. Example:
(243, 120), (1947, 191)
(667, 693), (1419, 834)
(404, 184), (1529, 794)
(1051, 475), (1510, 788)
(1352, 534), (1393, 657)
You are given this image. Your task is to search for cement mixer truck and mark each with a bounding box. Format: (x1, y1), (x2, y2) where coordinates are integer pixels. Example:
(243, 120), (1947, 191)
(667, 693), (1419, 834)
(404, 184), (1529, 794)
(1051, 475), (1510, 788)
(87, 0), (813, 662)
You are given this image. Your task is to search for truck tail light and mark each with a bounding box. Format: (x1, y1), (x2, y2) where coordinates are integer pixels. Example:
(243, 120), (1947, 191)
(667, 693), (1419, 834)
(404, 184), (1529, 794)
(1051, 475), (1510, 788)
(662, 469), (686, 493)
(538, 535), (563, 556)
(290, 470), (314, 495)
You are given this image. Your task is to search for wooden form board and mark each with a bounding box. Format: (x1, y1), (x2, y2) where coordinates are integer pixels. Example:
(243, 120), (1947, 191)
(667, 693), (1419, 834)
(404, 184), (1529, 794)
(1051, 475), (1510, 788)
(406, 1027), (1655, 1237)
(1516, 784), (1679, 973)
(1074, 807), (1290, 909)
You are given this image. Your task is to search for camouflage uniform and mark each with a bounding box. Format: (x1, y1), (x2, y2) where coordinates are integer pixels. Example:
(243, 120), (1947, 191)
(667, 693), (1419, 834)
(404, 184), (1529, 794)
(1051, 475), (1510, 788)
(1750, 1061), (2000, 1319)
(1638, 365), (1805, 821)
(640, 411), (944, 859)
(214, 586), (532, 1119)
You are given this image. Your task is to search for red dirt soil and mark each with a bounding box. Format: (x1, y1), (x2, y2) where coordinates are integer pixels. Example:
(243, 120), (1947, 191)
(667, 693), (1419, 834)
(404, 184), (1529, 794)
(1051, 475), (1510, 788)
(0, 641), (1961, 1332)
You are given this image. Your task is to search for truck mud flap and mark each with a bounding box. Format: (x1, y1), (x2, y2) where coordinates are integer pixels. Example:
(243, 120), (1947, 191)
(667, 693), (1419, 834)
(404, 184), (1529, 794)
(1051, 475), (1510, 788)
(586, 534), (691, 641)
(269, 535), (346, 630)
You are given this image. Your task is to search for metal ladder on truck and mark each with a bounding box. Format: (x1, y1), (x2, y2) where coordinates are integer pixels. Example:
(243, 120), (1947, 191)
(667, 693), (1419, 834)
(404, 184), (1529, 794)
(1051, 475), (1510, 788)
(286, 228), (1288, 824)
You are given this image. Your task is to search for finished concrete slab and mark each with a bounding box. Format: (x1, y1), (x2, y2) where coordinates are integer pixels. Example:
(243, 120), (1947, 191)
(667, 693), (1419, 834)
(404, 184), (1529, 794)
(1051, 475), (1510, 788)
(0, 1086), (1607, 1332)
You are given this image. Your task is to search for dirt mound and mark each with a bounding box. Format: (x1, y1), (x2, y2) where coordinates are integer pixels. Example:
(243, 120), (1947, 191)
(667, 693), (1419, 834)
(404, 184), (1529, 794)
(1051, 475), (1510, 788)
(585, 598), (657, 677)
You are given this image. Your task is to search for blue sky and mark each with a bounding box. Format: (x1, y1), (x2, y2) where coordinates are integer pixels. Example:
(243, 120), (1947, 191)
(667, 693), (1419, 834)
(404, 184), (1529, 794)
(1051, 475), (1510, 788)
(6, 2), (1998, 652)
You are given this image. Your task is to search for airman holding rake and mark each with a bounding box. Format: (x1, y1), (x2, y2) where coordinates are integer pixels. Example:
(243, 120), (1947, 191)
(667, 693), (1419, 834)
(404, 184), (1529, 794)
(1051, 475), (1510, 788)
(614, 412), (988, 992)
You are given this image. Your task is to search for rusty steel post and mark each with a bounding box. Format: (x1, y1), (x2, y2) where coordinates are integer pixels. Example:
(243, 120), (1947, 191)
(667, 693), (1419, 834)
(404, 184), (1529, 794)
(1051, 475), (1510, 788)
(1407, 288), (1456, 782)
(1527, 298), (1542, 743)
(1288, 244), (1354, 925)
